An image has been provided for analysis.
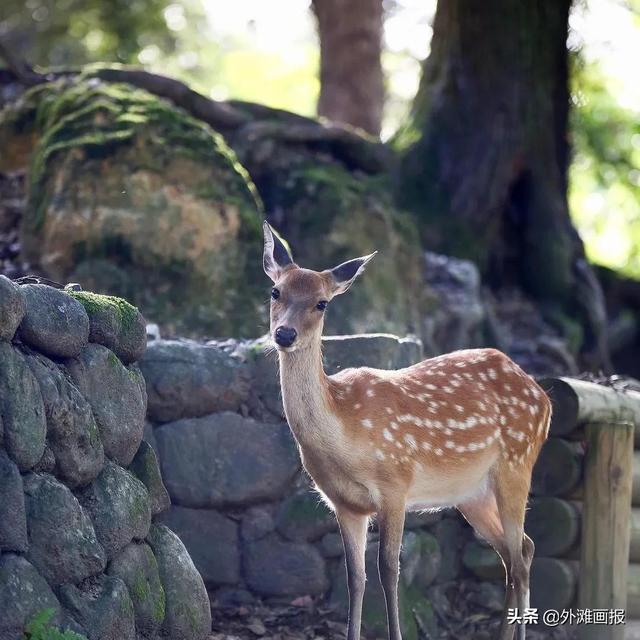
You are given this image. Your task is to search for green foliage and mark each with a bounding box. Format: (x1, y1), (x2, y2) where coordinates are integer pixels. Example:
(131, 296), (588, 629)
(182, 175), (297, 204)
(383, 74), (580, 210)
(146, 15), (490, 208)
(569, 55), (640, 277)
(0, 0), (178, 67)
(23, 608), (87, 640)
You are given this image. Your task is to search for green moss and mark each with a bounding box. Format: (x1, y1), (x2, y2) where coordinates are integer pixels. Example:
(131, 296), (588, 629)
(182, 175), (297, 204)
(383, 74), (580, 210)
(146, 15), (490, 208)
(131, 575), (150, 602)
(153, 589), (166, 623)
(23, 608), (88, 640)
(22, 74), (262, 229)
(68, 290), (139, 331)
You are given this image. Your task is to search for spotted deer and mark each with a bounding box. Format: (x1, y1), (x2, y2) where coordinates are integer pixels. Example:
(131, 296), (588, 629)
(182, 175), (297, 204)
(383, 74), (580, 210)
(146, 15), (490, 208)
(262, 222), (551, 640)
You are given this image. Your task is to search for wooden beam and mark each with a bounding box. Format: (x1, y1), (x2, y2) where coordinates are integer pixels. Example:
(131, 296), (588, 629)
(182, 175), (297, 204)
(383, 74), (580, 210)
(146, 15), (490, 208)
(531, 437), (584, 497)
(525, 497), (581, 557)
(538, 377), (640, 436)
(578, 421), (634, 640)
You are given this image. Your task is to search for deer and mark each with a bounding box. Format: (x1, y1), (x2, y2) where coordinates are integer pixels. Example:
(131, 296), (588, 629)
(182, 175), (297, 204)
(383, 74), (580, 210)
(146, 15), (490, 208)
(262, 221), (551, 640)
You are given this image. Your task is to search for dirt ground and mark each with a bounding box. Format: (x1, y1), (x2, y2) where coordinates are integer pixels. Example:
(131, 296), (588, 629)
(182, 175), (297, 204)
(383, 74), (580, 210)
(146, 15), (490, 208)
(209, 600), (575, 640)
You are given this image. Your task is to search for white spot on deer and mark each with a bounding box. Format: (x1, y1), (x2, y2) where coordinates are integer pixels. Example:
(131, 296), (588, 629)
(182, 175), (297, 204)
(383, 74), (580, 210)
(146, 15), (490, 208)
(444, 428), (453, 436)
(366, 389), (375, 398)
(395, 441), (403, 449)
(354, 403), (362, 410)
(385, 406), (393, 414)
(455, 404), (464, 413)
(361, 418), (373, 429)
(443, 386), (454, 393)
(421, 441), (432, 451)
(404, 434), (418, 449)
(456, 445), (467, 453)
(375, 449), (385, 460)
(465, 416), (478, 429)
(500, 415), (507, 426)
(488, 368), (497, 380)
(445, 440), (455, 449)
(383, 428), (394, 442)
(435, 448), (444, 456)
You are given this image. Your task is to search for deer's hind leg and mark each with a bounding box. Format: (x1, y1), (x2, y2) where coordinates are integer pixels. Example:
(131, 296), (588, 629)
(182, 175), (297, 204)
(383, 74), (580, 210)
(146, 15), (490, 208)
(458, 488), (517, 640)
(494, 463), (536, 640)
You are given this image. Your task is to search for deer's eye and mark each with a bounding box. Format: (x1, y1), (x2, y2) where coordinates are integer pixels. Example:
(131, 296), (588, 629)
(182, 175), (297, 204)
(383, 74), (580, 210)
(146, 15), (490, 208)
(316, 300), (328, 312)
(271, 288), (280, 300)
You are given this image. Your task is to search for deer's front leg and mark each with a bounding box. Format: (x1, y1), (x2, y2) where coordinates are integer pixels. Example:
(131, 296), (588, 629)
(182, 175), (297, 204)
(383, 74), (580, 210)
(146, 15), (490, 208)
(377, 503), (406, 640)
(336, 508), (369, 640)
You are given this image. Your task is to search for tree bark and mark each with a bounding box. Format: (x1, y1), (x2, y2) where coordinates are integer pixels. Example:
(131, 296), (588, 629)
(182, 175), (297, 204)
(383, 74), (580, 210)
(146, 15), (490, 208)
(312, 0), (384, 137)
(396, 0), (610, 368)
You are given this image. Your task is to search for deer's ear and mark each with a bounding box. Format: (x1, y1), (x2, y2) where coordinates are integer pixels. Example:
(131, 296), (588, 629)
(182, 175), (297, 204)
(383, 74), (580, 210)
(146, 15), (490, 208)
(263, 221), (294, 282)
(326, 252), (377, 296)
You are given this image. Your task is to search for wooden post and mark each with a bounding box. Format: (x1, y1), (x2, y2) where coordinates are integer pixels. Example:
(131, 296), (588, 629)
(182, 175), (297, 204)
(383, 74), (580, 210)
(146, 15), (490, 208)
(578, 421), (634, 640)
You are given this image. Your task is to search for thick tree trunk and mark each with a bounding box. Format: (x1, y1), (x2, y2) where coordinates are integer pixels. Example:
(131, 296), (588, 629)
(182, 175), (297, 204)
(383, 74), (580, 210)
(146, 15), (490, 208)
(312, 0), (384, 137)
(397, 0), (609, 368)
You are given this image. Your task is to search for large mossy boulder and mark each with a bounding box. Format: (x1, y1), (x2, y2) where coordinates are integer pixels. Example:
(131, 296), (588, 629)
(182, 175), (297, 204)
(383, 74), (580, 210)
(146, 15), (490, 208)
(0, 74), (264, 336)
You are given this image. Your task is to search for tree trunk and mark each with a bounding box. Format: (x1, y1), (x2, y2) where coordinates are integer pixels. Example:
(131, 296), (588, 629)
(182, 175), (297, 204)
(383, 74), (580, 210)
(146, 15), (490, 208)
(312, 0), (384, 137)
(396, 0), (609, 368)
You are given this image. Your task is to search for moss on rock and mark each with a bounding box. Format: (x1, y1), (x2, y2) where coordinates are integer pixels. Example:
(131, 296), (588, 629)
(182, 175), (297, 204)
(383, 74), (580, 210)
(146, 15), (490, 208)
(3, 73), (265, 337)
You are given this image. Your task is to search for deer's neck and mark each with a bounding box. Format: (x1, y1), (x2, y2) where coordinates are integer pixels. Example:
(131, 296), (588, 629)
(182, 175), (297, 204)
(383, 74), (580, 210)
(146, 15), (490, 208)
(278, 341), (336, 446)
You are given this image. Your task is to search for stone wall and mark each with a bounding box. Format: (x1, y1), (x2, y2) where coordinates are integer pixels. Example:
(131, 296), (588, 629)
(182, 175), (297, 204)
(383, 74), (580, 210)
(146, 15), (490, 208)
(140, 332), (507, 640)
(0, 277), (210, 640)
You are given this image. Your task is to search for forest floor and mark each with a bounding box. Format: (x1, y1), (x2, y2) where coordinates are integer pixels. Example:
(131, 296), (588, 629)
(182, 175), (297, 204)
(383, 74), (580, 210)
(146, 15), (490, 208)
(208, 600), (576, 640)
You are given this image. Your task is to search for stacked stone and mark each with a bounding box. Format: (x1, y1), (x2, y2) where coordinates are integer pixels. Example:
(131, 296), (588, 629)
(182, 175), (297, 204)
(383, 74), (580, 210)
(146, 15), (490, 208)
(0, 276), (210, 640)
(141, 332), (503, 640)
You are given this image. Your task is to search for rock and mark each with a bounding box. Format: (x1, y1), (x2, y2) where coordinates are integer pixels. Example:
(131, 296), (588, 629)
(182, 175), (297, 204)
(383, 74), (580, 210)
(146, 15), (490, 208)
(69, 291), (147, 364)
(66, 344), (146, 466)
(0, 275), (25, 341)
(244, 534), (328, 597)
(433, 516), (465, 582)
(24, 351), (104, 487)
(23, 472), (106, 586)
(276, 490), (337, 542)
(58, 574), (135, 640)
(19, 77), (263, 338)
(462, 540), (504, 580)
(156, 412), (299, 508)
(241, 506), (276, 542)
(107, 542), (165, 637)
(157, 506), (240, 587)
(0, 451), (27, 552)
(467, 581), (505, 613)
(142, 421), (158, 454)
(237, 337), (284, 418)
(0, 342), (46, 470)
(0, 554), (62, 640)
(422, 251), (485, 354)
(400, 530), (441, 590)
(322, 333), (423, 375)
(140, 339), (249, 423)
(128, 440), (170, 515)
(147, 524), (211, 640)
(405, 510), (443, 529)
(320, 532), (344, 559)
(33, 445), (56, 473)
(77, 461), (151, 560)
(18, 284), (89, 358)
(214, 587), (256, 607)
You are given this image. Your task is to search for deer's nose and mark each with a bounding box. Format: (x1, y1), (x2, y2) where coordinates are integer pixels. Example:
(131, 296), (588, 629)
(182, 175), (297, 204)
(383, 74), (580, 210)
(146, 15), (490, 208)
(275, 326), (297, 347)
